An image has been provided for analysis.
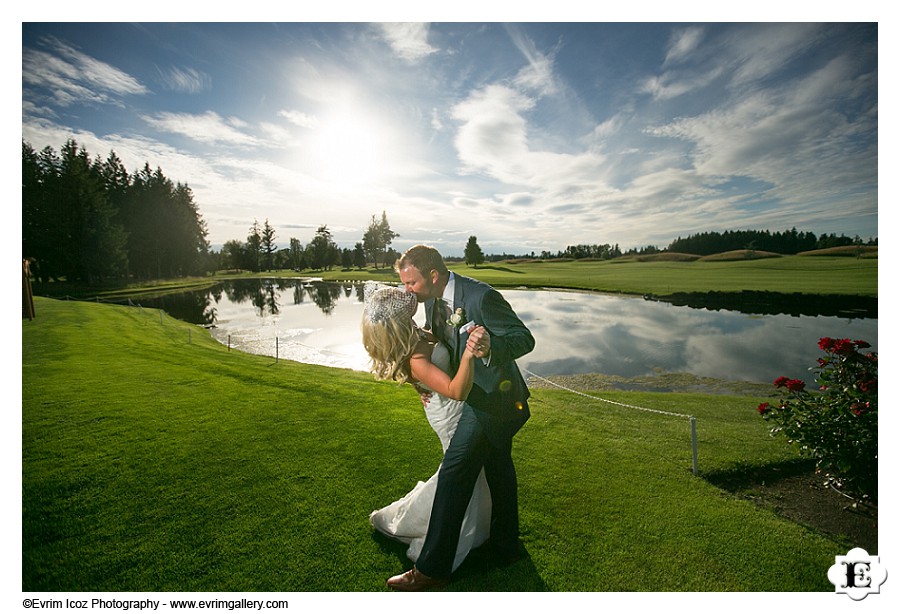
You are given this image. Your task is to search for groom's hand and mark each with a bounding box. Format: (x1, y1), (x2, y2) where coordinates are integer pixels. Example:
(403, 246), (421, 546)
(466, 326), (491, 359)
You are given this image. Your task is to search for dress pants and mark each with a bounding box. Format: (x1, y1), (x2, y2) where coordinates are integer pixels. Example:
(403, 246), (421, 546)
(415, 405), (520, 578)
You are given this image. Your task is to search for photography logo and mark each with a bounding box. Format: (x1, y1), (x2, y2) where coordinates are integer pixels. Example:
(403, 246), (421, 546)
(827, 547), (887, 600)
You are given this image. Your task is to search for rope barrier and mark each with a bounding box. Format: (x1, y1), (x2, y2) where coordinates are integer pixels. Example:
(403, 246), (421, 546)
(522, 369), (692, 418)
(522, 368), (699, 475)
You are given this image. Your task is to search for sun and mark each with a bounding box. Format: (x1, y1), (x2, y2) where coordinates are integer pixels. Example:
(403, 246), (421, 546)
(308, 108), (391, 187)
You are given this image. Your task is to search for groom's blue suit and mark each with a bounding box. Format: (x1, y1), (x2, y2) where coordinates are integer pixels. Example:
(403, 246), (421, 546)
(417, 273), (534, 578)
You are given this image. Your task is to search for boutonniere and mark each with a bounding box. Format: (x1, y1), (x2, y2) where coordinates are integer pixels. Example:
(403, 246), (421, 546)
(448, 306), (466, 328)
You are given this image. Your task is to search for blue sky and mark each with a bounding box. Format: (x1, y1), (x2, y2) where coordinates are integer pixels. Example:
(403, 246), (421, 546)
(21, 20), (879, 256)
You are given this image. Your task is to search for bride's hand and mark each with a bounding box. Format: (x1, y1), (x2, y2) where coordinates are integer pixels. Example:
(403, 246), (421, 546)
(465, 325), (490, 359)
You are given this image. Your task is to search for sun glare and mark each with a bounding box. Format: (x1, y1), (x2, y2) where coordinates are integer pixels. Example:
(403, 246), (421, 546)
(308, 110), (390, 187)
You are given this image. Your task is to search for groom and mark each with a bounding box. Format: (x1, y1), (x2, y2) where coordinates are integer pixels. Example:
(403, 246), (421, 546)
(390, 244), (535, 590)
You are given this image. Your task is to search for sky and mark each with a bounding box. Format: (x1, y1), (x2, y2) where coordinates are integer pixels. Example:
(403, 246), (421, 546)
(20, 19), (879, 257)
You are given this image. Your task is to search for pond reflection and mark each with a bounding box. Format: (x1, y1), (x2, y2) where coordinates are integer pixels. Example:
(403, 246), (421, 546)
(514, 290), (876, 384)
(134, 279), (877, 386)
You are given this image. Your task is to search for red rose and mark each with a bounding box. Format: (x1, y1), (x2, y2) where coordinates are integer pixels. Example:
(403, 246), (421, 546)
(757, 402), (771, 415)
(818, 337), (834, 352)
(858, 379), (877, 393)
(785, 379), (806, 392)
(832, 338), (854, 355)
(774, 376), (790, 388)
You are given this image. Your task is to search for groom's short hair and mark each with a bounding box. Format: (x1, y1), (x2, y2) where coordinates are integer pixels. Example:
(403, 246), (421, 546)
(396, 244), (449, 277)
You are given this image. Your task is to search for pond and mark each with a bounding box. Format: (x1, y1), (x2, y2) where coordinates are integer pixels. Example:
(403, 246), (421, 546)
(131, 278), (878, 389)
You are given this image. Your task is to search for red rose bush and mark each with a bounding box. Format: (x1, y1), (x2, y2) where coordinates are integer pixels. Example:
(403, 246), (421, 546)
(756, 337), (877, 502)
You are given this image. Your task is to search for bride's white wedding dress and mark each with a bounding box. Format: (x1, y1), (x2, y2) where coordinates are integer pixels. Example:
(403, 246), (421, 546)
(369, 342), (492, 572)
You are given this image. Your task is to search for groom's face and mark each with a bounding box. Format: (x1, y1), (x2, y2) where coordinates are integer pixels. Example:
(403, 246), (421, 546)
(398, 265), (439, 303)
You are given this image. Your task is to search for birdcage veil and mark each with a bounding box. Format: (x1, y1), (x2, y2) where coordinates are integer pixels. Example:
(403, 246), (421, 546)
(363, 282), (418, 324)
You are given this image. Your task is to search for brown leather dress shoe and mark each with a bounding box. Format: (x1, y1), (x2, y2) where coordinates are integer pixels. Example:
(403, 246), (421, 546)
(386, 567), (448, 591)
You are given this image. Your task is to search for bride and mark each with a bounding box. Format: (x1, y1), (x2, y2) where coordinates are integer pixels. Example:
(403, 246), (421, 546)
(361, 285), (492, 572)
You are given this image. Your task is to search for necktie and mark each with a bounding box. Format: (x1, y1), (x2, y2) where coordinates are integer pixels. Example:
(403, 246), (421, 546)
(435, 299), (452, 340)
(433, 298), (458, 365)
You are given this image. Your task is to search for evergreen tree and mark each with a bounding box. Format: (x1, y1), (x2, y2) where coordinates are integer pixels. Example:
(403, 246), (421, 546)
(377, 211), (399, 267)
(57, 139), (128, 283)
(341, 247), (353, 270)
(23, 138), (210, 282)
(362, 215), (381, 267)
(289, 238), (304, 270)
(464, 236), (485, 268)
(384, 247), (400, 269)
(352, 242), (367, 269)
(22, 142), (49, 281)
(307, 225), (338, 270)
(261, 219), (277, 270)
(126, 165), (207, 278)
(247, 220), (262, 272)
(171, 182), (210, 276)
(362, 211), (400, 268)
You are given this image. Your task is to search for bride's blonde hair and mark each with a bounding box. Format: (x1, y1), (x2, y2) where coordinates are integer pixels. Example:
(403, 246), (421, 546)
(361, 286), (420, 383)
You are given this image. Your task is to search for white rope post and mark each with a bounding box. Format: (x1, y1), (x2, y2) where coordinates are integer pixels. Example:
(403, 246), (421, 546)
(690, 416), (698, 476)
(276, 337), (279, 364)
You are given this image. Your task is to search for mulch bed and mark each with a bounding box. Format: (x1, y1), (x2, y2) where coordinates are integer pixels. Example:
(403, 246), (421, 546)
(707, 460), (877, 553)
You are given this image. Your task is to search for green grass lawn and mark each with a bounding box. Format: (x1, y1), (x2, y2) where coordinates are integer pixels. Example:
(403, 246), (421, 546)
(446, 255), (877, 296)
(22, 297), (854, 592)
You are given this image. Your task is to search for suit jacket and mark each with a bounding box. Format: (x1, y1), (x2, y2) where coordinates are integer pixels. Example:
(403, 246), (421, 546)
(426, 274), (535, 442)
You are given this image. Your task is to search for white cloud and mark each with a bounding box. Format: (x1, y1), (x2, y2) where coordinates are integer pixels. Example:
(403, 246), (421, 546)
(507, 25), (559, 97)
(649, 52), (876, 211)
(157, 65), (211, 94)
(141, 111), (261, 146)
(451, 84), (532, 182)
(664, 26), (705, 66)
(258, 121), (291, 144)
(451, 81), (613, 206)
(23, 36), (148, 107)
(278, 109), (320, 129)
(725, 23), (824, 87)
(639, 66), (724, 101)
(376, 23), (438, 62)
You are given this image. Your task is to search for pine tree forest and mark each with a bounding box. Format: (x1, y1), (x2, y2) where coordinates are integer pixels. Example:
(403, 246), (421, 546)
(23, 139), (210, 284)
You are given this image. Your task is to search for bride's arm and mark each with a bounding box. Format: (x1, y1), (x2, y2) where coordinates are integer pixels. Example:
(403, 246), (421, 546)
(409, 329), (482, 401)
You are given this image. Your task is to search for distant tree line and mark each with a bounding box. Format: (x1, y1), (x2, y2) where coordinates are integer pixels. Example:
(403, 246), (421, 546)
(23, 139), (210, 284)
(214, 211), (400, 273)
(666, 228), (876, 256)
(515, 230), (875, 262)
